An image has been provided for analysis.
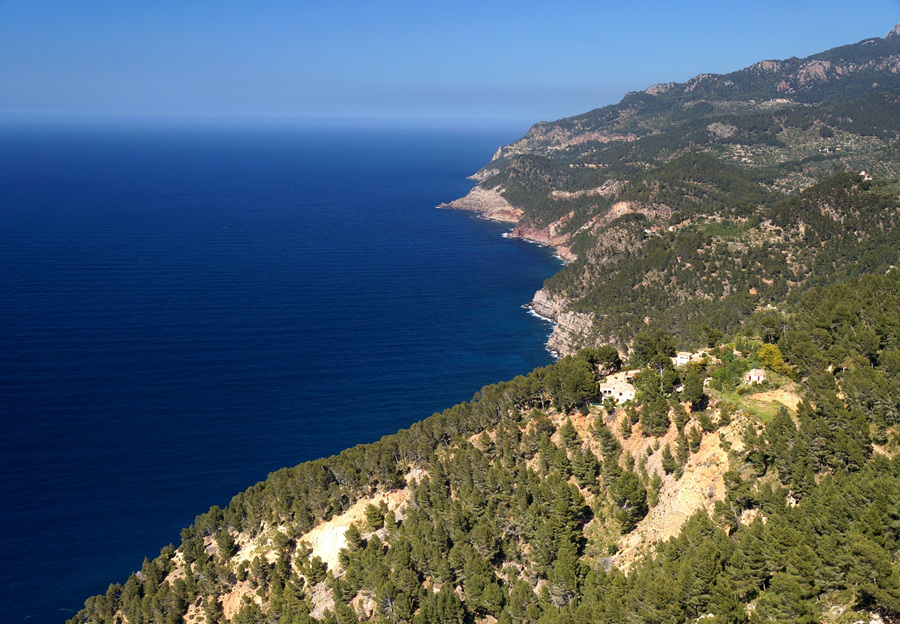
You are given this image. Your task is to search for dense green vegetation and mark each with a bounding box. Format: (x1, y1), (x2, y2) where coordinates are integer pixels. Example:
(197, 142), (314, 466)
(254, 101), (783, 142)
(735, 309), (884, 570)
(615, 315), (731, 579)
(70, 271), (900, 624)
(540, 169), (900, 349)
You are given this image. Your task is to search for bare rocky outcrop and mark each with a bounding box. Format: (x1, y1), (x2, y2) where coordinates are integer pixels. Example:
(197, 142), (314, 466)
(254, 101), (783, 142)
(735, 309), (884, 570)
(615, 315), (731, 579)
(684, 73), (715, 93)
(707, 121), (739, 139)
(549, 179), (626, 200)
(309, 582), (336, 619)
(750, 59), (783, 73)
(796, 59), (834, 84)
(645, 82), (676, 96)
(776, 54), (900, 93)
(529, 288), (568, 321)
(546, 309), (597, 356)
(438, 186), (523, 223)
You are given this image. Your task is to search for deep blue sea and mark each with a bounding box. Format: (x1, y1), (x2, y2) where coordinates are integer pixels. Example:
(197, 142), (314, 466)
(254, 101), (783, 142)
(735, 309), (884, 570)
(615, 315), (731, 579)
(0, 121), (560, 623)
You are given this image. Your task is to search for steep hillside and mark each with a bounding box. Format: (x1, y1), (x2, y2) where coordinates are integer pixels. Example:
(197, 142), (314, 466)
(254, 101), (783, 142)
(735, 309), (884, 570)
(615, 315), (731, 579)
(70, 270), (900, 624)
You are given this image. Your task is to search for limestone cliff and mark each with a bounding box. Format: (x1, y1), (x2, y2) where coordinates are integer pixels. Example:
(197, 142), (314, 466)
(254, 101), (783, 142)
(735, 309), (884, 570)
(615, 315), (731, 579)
(436, 185), (522, 223)
(529, 289), (596, 356)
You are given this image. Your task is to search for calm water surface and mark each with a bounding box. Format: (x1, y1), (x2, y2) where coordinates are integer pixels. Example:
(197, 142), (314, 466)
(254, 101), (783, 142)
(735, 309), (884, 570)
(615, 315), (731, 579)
(0, 121), (560, 623)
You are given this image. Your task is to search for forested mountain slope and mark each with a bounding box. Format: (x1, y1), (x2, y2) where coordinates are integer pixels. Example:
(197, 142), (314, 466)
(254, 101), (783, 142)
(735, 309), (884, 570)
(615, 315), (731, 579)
(448, 25), (900, 356)
(71, 270), (900, 624)
(71, 25), (900, 624)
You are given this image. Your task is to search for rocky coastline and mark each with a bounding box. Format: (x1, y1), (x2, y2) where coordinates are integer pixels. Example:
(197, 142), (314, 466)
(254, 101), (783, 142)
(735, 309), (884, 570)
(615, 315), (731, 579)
(436, 185), (522, 223)
(528, 289), (597, 356)
(441, 185), (592, 357)
(438, 185), (575, 260)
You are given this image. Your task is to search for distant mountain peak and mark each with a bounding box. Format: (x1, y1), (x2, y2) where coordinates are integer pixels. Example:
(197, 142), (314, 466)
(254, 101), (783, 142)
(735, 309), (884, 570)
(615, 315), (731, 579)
(887, 22), (900, 38)
(644, 82), (676, 96)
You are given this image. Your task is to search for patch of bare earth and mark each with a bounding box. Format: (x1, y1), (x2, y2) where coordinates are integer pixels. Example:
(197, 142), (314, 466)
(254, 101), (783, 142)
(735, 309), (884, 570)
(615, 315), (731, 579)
(748, 388), (801, 411)
(206, 486), (413, 621)
(306, 488), (410, 618)
(614, 410), (749, 570)
(221, 580), (260, 620)
(302, 489), (411, 572)
(233, 524), (278, 567)
(183, 602), (203, 623)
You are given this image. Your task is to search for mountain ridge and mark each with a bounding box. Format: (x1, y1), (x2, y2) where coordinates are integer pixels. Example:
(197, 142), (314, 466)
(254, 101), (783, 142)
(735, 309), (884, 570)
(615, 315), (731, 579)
(487, 24), (900, 165)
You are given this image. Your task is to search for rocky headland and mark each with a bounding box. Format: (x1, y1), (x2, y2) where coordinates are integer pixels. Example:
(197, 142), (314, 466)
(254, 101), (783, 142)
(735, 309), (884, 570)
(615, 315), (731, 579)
(436, 186), (521, 223)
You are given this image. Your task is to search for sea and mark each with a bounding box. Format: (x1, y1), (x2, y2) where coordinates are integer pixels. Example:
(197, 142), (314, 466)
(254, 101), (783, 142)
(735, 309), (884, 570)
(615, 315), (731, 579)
(0, 119), (561, 623)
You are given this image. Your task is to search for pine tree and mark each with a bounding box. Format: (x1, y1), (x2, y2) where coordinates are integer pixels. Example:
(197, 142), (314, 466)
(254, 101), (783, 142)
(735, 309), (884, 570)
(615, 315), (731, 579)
(648, 472), (663, 507)
(661, 444), (677, 475)
(611, 470), (648, 533)
(688, 426), (703, 453)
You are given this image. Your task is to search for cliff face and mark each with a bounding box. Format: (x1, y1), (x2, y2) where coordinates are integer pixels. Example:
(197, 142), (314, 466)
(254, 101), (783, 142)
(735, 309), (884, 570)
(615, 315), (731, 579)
(528, 288), (566, 320)
(437, 185), (523, 223)
(530, 288), (596, 355)
(546, 309), (596, 355)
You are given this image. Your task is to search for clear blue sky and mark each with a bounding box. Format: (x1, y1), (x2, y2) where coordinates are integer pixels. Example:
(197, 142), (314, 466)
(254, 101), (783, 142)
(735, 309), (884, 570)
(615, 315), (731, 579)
(2, 0), (899, 124)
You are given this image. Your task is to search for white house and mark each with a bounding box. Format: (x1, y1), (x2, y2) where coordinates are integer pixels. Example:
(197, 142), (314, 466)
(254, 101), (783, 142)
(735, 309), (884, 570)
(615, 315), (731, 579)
(672, 351), (706, 367)
(743, 368), (767, 384)
(600, 371), (637, 404)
